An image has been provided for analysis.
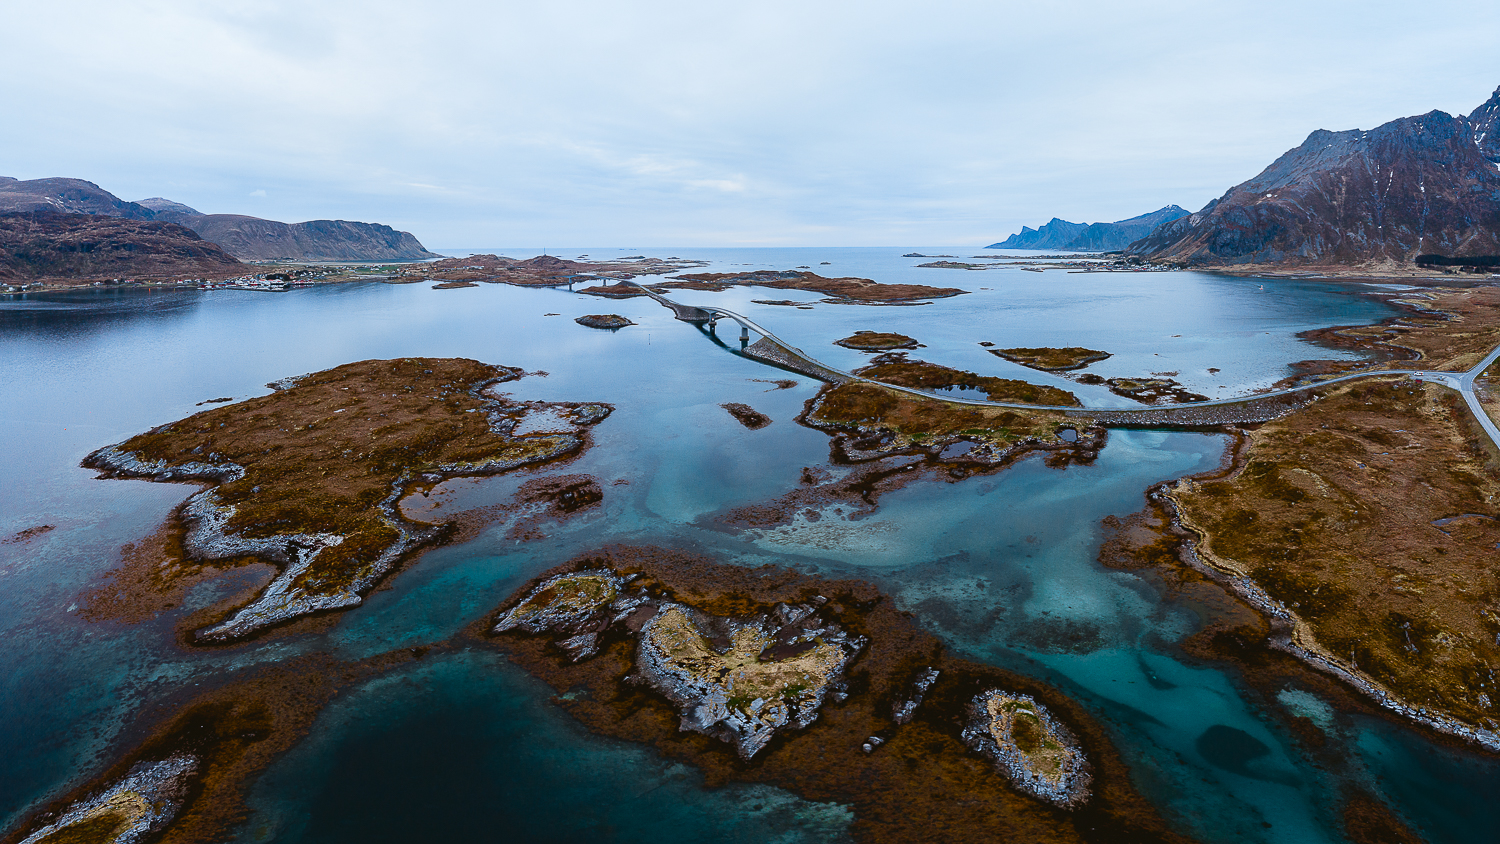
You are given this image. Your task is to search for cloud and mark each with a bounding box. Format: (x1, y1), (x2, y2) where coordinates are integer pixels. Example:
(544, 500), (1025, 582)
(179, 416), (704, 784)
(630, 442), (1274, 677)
(1, 0), (1496, 246)
(249, 189), (268, 198)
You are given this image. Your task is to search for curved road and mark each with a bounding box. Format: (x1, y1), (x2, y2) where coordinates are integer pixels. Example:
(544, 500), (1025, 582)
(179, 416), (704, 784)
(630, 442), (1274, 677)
(628, 283), (1500, 446)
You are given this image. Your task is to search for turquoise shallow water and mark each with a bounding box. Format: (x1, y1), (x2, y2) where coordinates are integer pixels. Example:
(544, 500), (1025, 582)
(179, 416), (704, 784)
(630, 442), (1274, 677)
(2, 248), (1496, 843)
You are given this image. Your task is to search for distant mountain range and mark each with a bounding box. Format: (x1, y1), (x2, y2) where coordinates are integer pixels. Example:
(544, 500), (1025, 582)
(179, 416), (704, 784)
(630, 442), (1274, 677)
(988, 206), (1190, 251)
(1129, 85), (1500, 267)
(0, 177), (440, 262)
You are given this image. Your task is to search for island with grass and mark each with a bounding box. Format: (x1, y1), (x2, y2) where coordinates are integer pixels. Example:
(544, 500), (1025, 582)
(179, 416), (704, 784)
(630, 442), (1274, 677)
(82, 357), (611, 642)
(990, 347), (1112, 372)
(835, 331), (920, 351)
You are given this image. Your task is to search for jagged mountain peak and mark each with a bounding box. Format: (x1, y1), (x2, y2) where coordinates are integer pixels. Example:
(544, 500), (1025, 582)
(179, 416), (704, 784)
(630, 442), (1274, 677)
(1129, 88), (1500, 267)
(1470, 85), (1500, 166)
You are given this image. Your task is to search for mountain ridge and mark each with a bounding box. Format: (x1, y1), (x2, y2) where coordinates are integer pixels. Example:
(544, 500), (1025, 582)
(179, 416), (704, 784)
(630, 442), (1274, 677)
(0, 210), (242, 282)
(0, 177), (440, 262)
(988, 205), (1189, 251)
(1129, 86), (1500, 267)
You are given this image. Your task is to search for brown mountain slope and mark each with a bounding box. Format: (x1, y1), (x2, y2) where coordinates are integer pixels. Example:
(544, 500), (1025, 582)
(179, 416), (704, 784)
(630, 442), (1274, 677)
(179, 214), (441, 261)
(0, 177), (157, 220)
(0, 211), (242, 281)
(1130, 86), (1500, 267)
(0, 177), (441, 262)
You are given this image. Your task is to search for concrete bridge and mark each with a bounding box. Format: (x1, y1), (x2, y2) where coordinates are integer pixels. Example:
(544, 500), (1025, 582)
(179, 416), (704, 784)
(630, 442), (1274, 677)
(627, 283), (1500, 437)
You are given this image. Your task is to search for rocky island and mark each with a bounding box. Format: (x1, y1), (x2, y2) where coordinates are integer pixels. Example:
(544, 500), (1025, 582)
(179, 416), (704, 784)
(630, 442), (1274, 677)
(82, 357), (610, 642)
(835, 331), (920, 351)
(574, 314), (633, 329)
(963, 690), (1091, 808)
(990, 347), (1112, 372)
(803, 357), (1101, 464)
(663, 269), (965, 303)
(481, 547), (1190, 843)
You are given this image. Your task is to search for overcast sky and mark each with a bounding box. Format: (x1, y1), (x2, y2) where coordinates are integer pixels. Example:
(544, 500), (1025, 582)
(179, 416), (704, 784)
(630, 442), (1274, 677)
(5, 0), (1498, 247)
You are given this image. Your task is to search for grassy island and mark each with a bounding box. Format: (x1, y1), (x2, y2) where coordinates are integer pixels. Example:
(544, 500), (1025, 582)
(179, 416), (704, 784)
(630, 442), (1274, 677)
(835, 331), (919, 351)
(804, 362), (1098, 465)
(963, 690), (1091, 808)
(991, 347), (1111, 372)
(83, 357), (611, 642)
(574, 314), (633, 329)
(668, 269), (965, 303)
(859, 359), (1080, 406)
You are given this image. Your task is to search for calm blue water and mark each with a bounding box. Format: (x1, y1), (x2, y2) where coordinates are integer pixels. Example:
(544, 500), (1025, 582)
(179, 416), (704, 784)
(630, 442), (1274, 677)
(2, 248), (1494, 843)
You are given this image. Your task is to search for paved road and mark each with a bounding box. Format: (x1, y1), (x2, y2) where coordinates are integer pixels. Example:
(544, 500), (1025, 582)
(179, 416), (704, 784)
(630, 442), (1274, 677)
(631, 283), (1500, 447)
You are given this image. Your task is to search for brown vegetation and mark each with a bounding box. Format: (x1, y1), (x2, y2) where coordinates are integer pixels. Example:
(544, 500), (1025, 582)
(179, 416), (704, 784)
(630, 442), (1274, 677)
(83, 358), (608, 639)
(670, 269), (965, 303)
(991, 347), (1111, 372)
(480, 546), (1190, 844)
(857, 359), (1080, 406)
(0, 211), (242, 282)
(1169, 378), (1500, 730)
(835, 332), (919, 351)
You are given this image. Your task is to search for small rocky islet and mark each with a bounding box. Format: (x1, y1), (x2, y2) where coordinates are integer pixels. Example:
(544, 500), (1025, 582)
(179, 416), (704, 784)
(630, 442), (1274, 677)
(989, 346), (1112, 372)
(574, 313), (633, 329)
(835, 330), (920, 351)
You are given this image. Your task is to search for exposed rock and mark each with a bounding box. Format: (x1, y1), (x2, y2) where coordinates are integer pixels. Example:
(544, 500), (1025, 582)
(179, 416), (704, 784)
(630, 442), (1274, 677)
(1469, 84), (1500, 168)
(15, 754), (198, 844)
(722, 402), (771, 429)
(635, 601), (865, 760)
(962, 690), (1091, 807)
(493, 569), (650, 660)
(892, 667), (941, 725)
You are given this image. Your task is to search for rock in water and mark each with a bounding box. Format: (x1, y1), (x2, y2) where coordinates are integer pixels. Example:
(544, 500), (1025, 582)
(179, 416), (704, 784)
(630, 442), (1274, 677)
(636, 602), (865, 759)
(574, 314), (634, 329)
(961, 689), (1091, 808)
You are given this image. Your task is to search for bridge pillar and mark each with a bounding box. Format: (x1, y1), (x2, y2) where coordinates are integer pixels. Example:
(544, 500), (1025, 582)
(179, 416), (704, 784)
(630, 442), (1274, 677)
(740, 325), (749, 342)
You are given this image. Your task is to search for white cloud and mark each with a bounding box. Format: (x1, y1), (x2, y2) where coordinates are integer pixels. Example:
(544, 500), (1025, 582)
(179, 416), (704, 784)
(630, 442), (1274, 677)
(249, 189), (268, 197)
(2, 0), (1496, 246)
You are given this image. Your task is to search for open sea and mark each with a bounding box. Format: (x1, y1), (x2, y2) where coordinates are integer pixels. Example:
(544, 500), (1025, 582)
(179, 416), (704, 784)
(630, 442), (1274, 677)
(3, 247), (1497, 843)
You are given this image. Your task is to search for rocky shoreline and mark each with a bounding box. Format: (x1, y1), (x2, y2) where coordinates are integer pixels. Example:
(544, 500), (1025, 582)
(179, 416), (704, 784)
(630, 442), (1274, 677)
(962, 690), (1092, 808)
(81, 358), (612, 642)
